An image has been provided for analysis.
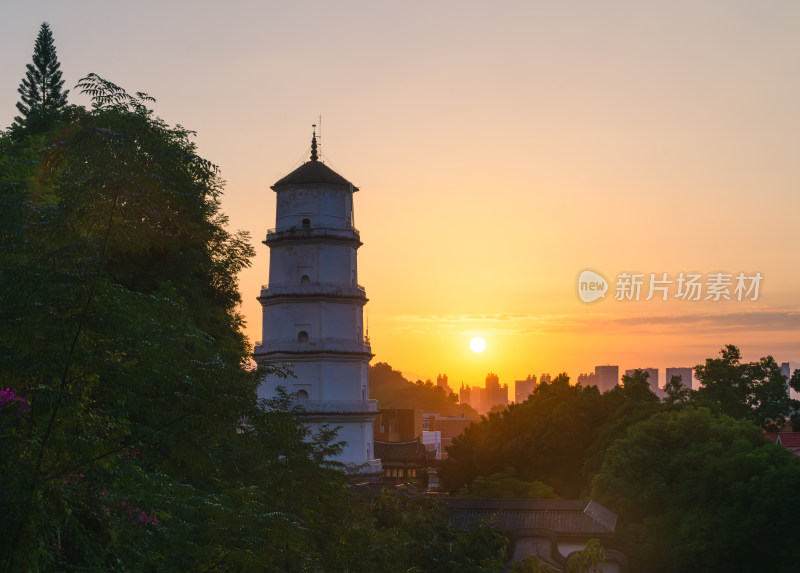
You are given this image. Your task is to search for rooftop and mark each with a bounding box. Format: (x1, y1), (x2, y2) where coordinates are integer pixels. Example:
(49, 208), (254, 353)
(374, 438), (430, 463)
(272, 131), (358, 190)
(765, 432), (800, 448)
(272, 160), (357, 190)
(444, 498), (618, 537)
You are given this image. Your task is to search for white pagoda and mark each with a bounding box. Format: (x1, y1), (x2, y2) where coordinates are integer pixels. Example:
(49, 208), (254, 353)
(254, 131), (382, 478)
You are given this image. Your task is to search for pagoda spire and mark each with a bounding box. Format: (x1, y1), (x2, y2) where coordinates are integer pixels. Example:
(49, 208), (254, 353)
(310, 125), (318, 161)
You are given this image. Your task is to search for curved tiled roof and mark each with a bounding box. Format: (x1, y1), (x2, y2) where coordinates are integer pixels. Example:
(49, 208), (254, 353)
(374, 438), (429, 463)
(272, 160), (358, 190)
(766, 432), (800, 448)
(444, 498), (618, 536)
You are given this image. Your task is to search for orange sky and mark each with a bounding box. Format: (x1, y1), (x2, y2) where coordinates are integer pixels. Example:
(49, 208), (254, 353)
(3, 1), (800, 389)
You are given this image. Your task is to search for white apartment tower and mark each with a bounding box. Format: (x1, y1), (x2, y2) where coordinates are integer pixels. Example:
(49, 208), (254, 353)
(254, 132), (382, 478)
(594, 365), (619, 393)
(665, 367), (694, 391)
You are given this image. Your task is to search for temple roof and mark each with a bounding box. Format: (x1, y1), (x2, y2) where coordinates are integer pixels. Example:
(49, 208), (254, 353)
(444, 498), (618, 536)
(272, 160), (358, 190)
(765, 432), (800, 449)
(272, 132), (358, 190)
(375, 438), (429, 463)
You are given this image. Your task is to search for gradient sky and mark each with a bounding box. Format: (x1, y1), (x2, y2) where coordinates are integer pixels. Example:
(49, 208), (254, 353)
(3, 1), (799, 390)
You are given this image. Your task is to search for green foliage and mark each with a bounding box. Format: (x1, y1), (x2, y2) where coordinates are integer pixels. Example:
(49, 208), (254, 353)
(591, 407), (800, 573)
(510, 555), (560, 573)
(694, 344), (798, 429)
(459, 467), (557, 499)
(12, 22), (69, 132)
(440, 373), (626, 497)
(450, 517), (510, 573)
(564, 539), (605, 573)
(441, 345), (799, 504)
(509, 540), (605, 573)
(790, 369), (800, 430)
(487, 403), (508, 415)
(0, 74), (347, 570)
(370, 362), (478, 417)
(317, 490), (508, 573)
(619, 369), (659, 403)
(416, 345), (800, 571)
(664, 374), (691, 405)
(0, 73), (512, 571)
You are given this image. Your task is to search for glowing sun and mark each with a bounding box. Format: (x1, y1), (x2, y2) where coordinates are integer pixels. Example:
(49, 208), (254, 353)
(470, 337), (487, 353)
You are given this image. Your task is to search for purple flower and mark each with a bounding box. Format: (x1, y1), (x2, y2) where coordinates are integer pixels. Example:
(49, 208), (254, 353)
(0, 388), (30, 420)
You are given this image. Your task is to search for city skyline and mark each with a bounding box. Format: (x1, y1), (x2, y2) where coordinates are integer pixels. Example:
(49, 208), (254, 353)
(2, 2), (799, 386)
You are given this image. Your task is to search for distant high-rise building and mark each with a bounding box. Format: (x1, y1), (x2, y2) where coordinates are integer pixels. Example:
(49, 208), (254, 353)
(459, 383), (489, 414)
(594, 366), (619, 393)
(625, 368), (659, 394)
(539, 373), (552, 385)
(780, 362), (800, 400)
(472, 386), (486, 414)
(485, 372), (509, 411)
(437, 373), (452, 395)
(515, 375), (536, 403)
(665, 367), (694, 391)
(459, 382), (472, 408)
(577, 372), (598, 388)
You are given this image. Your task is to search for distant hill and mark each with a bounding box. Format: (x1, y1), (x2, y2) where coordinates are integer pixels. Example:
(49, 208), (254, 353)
(369, 362), (479, 417)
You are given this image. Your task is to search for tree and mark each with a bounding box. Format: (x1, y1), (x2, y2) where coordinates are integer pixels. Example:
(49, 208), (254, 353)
(0, 74), (333, 570)
(565, 539), (605, 573)
(693, 345), (753, 420)
(488, 403), (508, 415)
(459, 467), (557, 499)
(440, 373), (617, 497)
(694, 345), (798, 429)
(353, 491), (508, 573)
(789, 369), (800, 430)
(0, 74), (509, 571)
(591, 407), (800, 572)
(12, 22), (69, 131)
(511, 556), (560, 572)
(619, 369), (659, 403)
(510, 540), (606, 573)
(664, 374), (691, 405)
(370, 362), (478, 417)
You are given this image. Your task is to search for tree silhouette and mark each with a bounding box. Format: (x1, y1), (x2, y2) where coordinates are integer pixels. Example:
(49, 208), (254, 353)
(13, 22), (69, 130)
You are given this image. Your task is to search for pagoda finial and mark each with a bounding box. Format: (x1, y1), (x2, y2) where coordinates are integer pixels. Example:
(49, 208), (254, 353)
(310, 124), (318, 162)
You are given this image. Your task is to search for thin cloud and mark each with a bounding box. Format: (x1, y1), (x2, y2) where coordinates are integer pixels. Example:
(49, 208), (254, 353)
(395, 312), (534, 323)
(390, 309), (800, 336)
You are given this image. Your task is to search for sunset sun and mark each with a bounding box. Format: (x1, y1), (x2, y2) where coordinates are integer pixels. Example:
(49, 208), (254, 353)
(470, 337), (487, 353)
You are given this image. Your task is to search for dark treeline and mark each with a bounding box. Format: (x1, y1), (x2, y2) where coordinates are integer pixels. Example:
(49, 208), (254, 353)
(440, 359), (800, 572)
(370, 362), (479, 417)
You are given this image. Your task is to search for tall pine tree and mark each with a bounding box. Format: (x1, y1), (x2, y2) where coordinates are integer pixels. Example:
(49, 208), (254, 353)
(13, 22), (69, 129)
